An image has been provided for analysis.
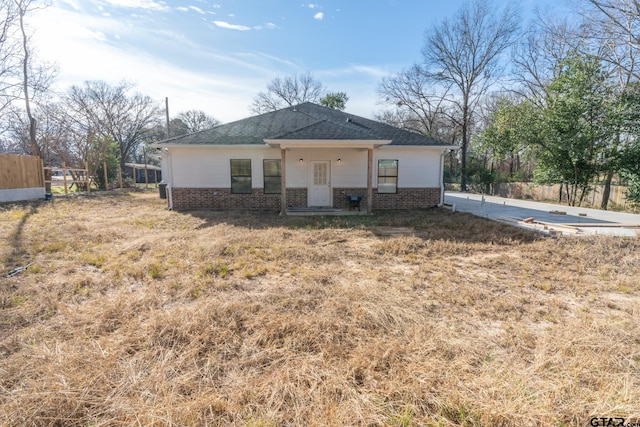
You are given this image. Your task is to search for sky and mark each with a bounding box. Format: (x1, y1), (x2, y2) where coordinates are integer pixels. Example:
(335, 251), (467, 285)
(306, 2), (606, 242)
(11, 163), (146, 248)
(30, 0), (560, 124)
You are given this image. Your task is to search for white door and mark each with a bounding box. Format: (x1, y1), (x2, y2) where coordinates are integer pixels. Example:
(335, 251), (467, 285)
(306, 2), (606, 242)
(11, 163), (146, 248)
(308, 161), (332, 207)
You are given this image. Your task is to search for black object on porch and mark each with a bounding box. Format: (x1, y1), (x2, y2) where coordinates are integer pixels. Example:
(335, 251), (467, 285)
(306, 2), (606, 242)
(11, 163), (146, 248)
(347, 195), (362, 211)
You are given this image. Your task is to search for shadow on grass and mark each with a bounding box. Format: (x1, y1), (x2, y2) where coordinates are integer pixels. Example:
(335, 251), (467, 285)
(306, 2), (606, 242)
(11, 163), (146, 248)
(180, 208), (544, 245)
(4, 205), (38, 271)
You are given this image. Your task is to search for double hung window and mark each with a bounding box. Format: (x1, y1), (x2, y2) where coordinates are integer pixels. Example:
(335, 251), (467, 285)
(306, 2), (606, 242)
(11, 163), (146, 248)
(230, 159), (251, 193)
(263, 159), (281, 194)
(377, 159), (398, 193)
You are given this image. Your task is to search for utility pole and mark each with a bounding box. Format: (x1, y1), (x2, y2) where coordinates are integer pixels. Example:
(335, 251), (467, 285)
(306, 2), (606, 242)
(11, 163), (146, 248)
(165, 97), (170, 138)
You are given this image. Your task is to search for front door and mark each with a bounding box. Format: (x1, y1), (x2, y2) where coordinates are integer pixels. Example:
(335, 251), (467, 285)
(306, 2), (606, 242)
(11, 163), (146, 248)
(308, 161), (331, 207)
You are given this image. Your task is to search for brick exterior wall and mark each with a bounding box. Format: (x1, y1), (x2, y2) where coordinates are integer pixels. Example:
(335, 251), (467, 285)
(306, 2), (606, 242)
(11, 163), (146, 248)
(172, 188), (280, 210)
(286, 188), (307, 208)
(334, 187), (441, 210)
(172, 187), (440, 211)
(373, 187), (440, 209)
(333, 188), (367, 210)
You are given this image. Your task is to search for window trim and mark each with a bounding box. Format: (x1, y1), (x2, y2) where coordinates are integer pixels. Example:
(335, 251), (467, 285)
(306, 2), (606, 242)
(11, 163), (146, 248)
(377, 159), (398, 194)
(263, 159), (281, 194)
(230, 158), (252, 194)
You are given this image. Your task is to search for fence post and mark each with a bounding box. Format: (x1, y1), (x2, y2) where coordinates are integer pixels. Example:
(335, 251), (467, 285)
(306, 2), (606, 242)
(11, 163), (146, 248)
(103, 161), (108, 190)
(63, 162), (68, 195)
(118, 163), (123, 189)
(40, 158), (45, 192)
(86, 162), (90, 193)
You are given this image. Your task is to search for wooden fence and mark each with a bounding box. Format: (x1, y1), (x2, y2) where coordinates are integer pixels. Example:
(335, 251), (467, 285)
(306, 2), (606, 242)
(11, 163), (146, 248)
(0, 154), (44, 190)
(491, 182), (629, 208)
(44, 164), (90, 195)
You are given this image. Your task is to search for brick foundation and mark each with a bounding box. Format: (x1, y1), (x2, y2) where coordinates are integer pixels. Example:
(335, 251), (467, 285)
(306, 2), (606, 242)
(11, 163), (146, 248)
(333, 187), (441, 210)
(286, 188), (307, 208)
(171, 187), (441, 211)
(172, 188), (280, 210)
(373, 187), (441, 209)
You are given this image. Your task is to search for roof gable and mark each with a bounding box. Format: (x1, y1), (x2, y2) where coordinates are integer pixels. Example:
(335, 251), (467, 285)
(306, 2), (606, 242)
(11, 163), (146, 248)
(154, 102), (450, 147)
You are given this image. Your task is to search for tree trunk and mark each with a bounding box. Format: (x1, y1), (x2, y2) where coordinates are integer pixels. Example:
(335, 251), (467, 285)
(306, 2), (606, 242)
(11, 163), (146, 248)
(460, 105), (469, 192)
(559, 182), (563, 203)
(19, 3), (38, 158)
(600, 169), (614, 210)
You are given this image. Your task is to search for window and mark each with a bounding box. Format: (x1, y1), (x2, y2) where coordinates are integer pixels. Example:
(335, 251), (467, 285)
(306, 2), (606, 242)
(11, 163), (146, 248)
(230, 159), (251, 194)
(377, 159), (398, 193)
(263, 159), (281, 194)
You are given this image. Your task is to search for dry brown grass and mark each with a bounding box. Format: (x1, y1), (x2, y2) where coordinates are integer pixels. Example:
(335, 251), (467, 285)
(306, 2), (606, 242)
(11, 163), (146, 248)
(1, 191), (639, 426)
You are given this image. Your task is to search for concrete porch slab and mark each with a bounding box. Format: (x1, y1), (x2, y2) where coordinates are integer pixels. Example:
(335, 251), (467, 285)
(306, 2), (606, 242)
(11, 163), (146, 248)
(285, 207), (368, 216)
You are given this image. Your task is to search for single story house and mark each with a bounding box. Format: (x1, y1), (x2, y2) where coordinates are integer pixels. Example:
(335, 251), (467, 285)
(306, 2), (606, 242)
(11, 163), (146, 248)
(152, 102), (456, 213)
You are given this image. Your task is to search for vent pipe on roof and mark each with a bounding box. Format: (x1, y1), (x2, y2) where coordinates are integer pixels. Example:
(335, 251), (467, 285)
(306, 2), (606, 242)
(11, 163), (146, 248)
(346, 118), (351, 122)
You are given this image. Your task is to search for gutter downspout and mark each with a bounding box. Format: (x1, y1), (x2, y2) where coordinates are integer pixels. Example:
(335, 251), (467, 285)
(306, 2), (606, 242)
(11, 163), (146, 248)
(438, 149), (447, 207)
(166, 149), (174, 210)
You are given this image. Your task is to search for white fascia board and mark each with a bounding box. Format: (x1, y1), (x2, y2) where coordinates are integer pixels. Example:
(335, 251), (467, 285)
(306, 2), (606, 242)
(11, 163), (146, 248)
(376, 144), (459, 151)
(264, 139), (392, 149)
(151, 144), (269, 150)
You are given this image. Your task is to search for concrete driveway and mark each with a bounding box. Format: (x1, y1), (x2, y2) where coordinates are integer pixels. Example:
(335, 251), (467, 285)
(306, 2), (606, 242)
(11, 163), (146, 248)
(445, 192), (640, 237)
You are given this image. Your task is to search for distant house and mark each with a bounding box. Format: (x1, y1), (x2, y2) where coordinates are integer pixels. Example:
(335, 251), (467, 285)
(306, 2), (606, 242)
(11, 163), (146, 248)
(123, 163), (162, 184)
(151, 102), (456, 213)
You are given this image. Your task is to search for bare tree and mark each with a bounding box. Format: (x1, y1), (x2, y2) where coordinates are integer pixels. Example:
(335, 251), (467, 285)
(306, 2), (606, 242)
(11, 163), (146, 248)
(0, 0), (56, 163)
(249, 72), (325, 114)
(174, 109), (220, 134)
(512, 13), (584, 105)
(0, 0), (19, 118)
(422, 0), (520, 191)
(64, 81), (162, 170)
(583, 0), (640, 48)
(17, 0), (38, 157)
(377, 64), (454, 138)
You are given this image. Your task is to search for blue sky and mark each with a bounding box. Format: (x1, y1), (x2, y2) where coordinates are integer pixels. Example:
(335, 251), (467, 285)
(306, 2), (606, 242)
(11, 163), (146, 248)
(32, 0), (560, 123)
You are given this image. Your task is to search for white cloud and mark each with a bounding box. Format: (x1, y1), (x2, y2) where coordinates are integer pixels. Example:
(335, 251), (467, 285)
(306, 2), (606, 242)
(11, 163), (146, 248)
(316, 65), (394, 82)
(213, 21), (251, 31)
(308, 3), (318, 8)
(92, 31), (107, 41)
(101, 0), (169, 11)
(29, 7), (263, 122)
(176, 6), (188, 12)
(189, 6), (205, 14)
(27, 1), (386, 123)
(236, 51), (296, 69)
(313, 12), (323, 20)
(252, 22), (279, 30)
(60, 0), (80, 10)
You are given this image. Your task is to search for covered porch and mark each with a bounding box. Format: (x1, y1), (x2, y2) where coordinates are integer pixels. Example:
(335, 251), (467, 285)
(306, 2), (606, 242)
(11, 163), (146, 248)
(265, 138), (392, 215)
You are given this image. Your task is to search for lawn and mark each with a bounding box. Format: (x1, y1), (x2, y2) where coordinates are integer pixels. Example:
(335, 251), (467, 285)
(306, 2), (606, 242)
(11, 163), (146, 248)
(1, 191), (639, 426)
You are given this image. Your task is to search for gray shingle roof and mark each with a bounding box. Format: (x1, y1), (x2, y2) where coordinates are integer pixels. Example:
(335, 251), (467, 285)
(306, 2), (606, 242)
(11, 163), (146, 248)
(155, 102), (449, 146)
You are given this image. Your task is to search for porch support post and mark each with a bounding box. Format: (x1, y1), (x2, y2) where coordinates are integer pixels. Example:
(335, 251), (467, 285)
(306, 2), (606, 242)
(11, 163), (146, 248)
(367, 148), (373, 214)
(280, 148), (287, 215)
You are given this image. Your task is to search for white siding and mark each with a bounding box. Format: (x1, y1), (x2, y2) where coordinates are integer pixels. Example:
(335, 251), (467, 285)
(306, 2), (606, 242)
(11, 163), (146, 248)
(286, 148), (367, 188)
(163, 145), (445, 189)
(167, 146), (280, 188)
(375, 146), (443, 188)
